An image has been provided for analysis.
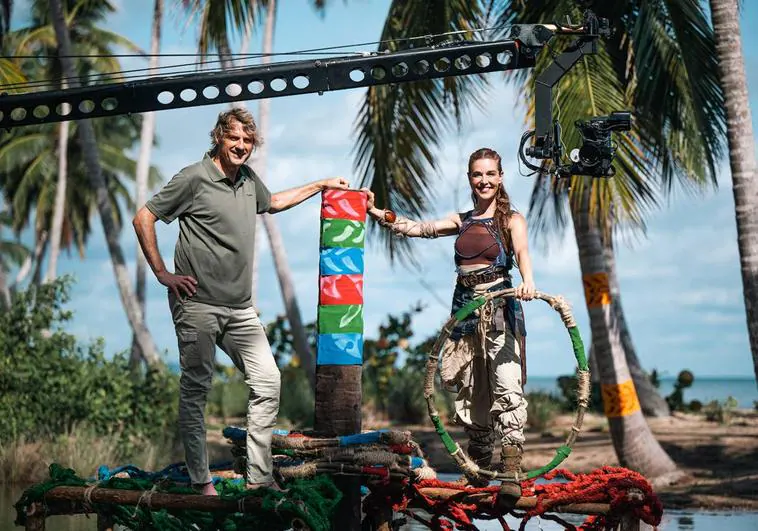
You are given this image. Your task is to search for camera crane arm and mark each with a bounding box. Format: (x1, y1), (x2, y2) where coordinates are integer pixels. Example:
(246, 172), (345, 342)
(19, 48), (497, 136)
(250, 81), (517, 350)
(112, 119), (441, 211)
(0, 11), (626, 177)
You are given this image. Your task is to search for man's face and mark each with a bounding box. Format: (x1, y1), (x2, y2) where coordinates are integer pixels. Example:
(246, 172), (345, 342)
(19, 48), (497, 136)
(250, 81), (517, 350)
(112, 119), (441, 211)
(218, 119), (254, 168)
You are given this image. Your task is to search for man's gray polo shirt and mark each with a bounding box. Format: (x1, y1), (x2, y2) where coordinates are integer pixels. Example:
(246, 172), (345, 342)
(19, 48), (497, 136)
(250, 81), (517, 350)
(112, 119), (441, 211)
(146, 153), (271, 308)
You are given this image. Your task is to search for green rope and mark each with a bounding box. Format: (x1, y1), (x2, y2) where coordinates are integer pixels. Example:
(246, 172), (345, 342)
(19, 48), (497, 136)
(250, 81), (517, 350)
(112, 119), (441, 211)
(526, 445), (572, 479)
(425, 289), (591, 482)
(430, 415), (458, 454)
(453, 296), (487, 321)
(15, 463), (342, 531)
(569, 326), (588, 371)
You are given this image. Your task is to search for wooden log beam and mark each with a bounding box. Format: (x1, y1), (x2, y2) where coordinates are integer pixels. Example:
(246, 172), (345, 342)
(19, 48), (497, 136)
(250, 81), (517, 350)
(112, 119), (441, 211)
(36, 485), (263, 513)
(412, 487), (613, 515)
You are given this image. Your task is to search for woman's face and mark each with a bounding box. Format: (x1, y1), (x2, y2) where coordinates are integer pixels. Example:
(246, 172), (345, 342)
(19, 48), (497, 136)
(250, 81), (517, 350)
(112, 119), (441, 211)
(468, 157), (502, 202)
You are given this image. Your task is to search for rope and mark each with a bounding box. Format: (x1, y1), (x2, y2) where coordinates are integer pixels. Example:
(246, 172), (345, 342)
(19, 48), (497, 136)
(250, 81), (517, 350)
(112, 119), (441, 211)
(424, 288), (590, 483)
(363, 466), (662, 531)
(14, 464), (341, 531)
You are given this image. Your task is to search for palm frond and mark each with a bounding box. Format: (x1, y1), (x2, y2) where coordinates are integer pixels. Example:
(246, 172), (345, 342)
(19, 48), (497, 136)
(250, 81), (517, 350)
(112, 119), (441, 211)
(0, 241), (30, 266)
(502, 0), (724, 247)
(353, 0), (488, 264)
(0, 58), (26, 91)
(632, 0), (725, 191)
(182, 0), (263, 58)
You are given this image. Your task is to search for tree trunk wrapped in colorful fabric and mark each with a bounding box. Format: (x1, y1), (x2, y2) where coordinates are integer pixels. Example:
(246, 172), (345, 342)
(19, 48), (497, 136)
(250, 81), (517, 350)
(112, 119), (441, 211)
(314, 189), (368, 530)
(315, 191), (367, 420)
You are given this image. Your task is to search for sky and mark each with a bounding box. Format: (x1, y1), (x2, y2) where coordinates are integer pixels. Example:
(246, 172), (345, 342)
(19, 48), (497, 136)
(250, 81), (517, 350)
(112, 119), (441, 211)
(6, 0), (758, 381)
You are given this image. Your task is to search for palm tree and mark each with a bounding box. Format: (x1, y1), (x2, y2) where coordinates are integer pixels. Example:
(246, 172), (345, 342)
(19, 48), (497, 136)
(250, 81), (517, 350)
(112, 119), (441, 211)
(708, 0), (758, 386)
(181, 0), (323, 388)
(0, 116), (160, 269)
(9, 0), (145, 283)
(47, 0), (162, 366)
(354, 0), (726, 480)
(511, 0), (723, 474)
(130, 0), (163, 369)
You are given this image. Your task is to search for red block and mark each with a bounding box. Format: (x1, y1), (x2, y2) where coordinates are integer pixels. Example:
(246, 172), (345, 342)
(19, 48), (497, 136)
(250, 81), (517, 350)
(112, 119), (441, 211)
(320, 274), (364, 305)
(321, 189), (367, 221)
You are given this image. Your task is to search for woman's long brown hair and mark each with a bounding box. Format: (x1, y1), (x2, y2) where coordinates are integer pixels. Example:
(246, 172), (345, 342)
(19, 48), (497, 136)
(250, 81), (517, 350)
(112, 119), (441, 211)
(468, 147), (514, 253)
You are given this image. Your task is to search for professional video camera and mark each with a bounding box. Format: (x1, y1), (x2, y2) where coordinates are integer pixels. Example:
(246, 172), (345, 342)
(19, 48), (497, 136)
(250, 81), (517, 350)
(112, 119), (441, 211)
(517, 10), (632, 179)
(561, 111), (632, 177)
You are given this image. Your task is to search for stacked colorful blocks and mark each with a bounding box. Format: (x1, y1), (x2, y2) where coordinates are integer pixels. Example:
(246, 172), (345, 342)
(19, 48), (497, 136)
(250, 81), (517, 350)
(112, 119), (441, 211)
(317, 189), (367, 365)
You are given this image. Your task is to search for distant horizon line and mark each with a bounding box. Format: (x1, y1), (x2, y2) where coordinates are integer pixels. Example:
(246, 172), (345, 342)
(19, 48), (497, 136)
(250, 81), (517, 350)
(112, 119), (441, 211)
(526, 374), (756, 381)
(162, 361), (755, 382)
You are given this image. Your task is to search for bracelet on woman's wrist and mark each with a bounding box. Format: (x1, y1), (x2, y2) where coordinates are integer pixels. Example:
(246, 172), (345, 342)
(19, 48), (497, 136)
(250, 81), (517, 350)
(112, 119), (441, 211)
(383, 209), (397, 223)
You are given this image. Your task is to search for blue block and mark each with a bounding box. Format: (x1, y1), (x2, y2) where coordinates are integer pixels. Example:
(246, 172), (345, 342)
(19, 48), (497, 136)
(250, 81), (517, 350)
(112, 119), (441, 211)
(317, 333), (363, 365)
(319, 247), (364, 275)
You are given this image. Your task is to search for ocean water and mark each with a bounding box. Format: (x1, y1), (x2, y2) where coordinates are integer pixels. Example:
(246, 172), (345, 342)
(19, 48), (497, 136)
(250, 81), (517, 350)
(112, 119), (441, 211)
(171, 358), (758, 410)
(524, 375), (757, 409)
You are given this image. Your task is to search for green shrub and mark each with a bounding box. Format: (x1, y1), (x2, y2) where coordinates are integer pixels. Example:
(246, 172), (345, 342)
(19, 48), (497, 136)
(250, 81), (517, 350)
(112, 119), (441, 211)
(556, 374), (603, 413)
(526, 391), (562, 433)
(704, 396), (739, 425)
(0, 278), (178, 454)
(278, 365), (314, 428)
(387, 370), (426, 424)
(207, 368), (249, 420)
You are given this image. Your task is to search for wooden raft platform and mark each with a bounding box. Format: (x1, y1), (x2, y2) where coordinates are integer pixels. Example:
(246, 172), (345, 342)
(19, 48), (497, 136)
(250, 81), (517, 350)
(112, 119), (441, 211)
(20, 484), (649, 530)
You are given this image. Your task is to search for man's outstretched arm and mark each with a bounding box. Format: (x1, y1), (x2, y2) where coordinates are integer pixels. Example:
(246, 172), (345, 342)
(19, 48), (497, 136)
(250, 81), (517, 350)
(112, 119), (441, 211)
(132, 207), (197, 298)
(268, 177), (349, 214)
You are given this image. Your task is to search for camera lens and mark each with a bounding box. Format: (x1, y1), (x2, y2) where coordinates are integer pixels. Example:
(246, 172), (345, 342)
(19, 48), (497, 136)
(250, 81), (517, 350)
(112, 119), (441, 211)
(579, 144), (601, 165)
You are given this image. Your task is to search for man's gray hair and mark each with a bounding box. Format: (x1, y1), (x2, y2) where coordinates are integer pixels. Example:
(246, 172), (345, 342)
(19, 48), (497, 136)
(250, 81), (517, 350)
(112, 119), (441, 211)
(209, 108), (262, 155)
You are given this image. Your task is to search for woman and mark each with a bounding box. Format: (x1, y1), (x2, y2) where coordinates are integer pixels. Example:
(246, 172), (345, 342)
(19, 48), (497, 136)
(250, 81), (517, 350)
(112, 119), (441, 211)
(365, 147), (536, 483)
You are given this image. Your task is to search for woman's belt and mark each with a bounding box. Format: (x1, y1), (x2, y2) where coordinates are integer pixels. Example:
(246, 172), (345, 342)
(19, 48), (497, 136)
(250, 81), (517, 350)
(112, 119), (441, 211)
(456, 267), (506, 288)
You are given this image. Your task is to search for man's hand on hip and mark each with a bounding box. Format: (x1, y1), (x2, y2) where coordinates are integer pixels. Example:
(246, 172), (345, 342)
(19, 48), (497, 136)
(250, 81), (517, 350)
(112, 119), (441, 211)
(157, 270), (198, 299)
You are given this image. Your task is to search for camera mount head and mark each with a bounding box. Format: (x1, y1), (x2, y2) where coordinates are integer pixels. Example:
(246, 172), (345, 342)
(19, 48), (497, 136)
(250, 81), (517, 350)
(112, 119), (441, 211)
(517, 10), (631, 179)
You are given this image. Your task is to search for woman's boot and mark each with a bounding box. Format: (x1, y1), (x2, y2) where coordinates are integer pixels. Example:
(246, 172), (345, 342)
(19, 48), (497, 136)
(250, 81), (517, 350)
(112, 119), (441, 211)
(500, 444), (523, 478)
(497, 444), (523, 501)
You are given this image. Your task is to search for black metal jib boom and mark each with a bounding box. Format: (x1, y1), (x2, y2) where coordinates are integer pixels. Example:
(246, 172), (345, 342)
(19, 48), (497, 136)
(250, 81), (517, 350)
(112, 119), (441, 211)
(0, 40), (533, 128)
(0, 11), (624, 178)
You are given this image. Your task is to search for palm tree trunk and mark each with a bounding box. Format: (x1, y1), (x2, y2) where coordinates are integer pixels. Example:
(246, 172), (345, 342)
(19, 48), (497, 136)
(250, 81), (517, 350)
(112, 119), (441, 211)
(254, 0), (315, 390)
(45, 117), (69, 283)
(709, 0), (758, 387)
(603, 238), (670, 417)
(48, 0), (161, 367)
(30, 231), (48, 286)
(217, 2), (316, 390)
(130, 0), (163, 369)
(572, 187), (680, 483)
(0, 264), (10, 310)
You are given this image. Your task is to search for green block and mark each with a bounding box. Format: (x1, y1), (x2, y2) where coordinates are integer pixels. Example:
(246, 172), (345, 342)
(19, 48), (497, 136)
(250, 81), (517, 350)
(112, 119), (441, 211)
(318, 305), (364, 334)
(321, 219), (365, 248)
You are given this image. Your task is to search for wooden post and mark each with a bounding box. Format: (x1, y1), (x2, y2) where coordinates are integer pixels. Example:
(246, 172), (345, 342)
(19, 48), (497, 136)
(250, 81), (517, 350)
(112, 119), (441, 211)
(314, 189), (368, 531)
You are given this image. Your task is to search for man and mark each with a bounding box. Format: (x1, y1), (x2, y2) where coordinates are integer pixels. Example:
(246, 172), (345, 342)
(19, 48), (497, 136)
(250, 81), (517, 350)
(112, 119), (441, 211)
(133, 107), (349, 495)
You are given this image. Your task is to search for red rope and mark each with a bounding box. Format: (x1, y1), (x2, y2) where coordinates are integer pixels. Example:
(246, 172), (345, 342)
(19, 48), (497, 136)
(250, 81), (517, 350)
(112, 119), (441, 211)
(366, 466), (663, 531)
